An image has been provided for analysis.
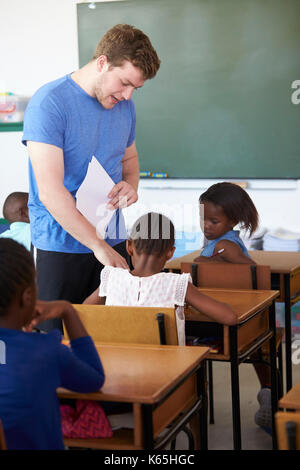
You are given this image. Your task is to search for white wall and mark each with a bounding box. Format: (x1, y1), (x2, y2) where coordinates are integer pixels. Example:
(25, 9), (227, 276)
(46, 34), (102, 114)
(0, 0), (78, 96)
(1, 0), (299, 235)
(0, 0), (78, 214)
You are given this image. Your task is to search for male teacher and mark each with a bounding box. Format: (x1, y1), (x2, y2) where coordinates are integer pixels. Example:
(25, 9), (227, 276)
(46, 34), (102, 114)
(22, 24), (161, 331)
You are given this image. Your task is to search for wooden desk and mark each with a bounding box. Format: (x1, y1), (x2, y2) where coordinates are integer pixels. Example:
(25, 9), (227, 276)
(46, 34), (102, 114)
(166, 250), (300, 392)
(279, 380), (300, 411)
(277, 380), (300, 449)
(166, 250), (200, 271)
(184, 288), (279, 450)
(251, 251), (300, 393)
(58, 343), (210, 450)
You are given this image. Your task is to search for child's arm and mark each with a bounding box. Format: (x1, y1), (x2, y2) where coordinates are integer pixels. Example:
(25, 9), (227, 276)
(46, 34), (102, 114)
(194, 240), (256, 265)
(26, 300), (89, 340)
(185, 282), (237, 325)
(26, 301), (105, 391)
(83, 287), (106, 305)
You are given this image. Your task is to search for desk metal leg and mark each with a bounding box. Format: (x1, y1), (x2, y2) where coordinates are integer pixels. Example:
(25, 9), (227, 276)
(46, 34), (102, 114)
(278, 342), (283, 398)
(208, 360), (215, 424)
(269, 302), (278, 450)
(198, 362), (208, 450)
(229, 325), (241, 450)
(284, 274), (292, 392)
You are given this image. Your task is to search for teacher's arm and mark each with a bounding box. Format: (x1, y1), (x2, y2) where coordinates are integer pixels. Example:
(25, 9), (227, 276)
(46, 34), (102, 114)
(27, 141), (128, 268)
(107, 141), (139, 209)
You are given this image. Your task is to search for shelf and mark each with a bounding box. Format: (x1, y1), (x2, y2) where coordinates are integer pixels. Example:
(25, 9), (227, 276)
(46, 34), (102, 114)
(0, 122), (23, 132)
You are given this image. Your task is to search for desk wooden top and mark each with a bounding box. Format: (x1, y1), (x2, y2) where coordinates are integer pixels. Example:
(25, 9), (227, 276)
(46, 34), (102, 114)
(58, 343), (210, 404)
(166, 250), (200, 270)
(185, 288), (279, 323)
(279, 380), (300, 410)
(250, 250), (300, 274)
(166, 249), (300, 274)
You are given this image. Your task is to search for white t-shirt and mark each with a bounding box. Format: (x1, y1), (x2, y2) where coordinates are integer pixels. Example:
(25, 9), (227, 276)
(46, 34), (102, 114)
(99, 266), (192, 345)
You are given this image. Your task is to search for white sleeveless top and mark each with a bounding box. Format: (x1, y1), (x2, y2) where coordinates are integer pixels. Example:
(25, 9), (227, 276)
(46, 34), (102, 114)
(99, 266), (192, 345)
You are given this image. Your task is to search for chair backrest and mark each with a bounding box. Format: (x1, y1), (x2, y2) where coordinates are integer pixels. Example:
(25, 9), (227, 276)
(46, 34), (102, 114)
(65, 305), (179, 345)
(181, 262), (271, 290)
(276, 411), (300, 450)
(0, 419), (7, 450)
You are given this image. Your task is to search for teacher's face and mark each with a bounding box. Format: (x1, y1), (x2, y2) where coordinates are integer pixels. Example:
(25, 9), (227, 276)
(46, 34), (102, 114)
(95, 57), (145, 109)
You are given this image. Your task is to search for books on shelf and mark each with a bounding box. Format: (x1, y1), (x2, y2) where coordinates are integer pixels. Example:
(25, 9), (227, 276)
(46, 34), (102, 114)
(241, 227), (267, 251)
(263, 228), (300, 251)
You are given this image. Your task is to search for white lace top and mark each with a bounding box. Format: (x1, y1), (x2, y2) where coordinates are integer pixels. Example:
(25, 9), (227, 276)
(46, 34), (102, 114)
(99, 267), (192, 345)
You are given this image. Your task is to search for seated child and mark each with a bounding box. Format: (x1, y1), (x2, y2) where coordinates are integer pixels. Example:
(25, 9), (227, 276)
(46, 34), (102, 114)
(0, 238), (105, 450)
(0, 192), (31, 251)
(194, 182), (257, 264)
(84, 212), (237, 346)
(194, 182), (272, 433)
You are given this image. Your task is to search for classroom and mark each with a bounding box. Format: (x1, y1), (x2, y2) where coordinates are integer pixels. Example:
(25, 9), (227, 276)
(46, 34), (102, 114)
(0, 0), (300, 453)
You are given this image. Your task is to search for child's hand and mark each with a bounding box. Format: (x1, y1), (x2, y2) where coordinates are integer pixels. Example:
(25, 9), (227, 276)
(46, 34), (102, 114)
(24, 300), (75, 332)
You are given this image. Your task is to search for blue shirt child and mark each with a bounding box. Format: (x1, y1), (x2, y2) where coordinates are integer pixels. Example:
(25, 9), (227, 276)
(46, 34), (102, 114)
(201, 230), (250, 258)
(0, 329), (104, 450)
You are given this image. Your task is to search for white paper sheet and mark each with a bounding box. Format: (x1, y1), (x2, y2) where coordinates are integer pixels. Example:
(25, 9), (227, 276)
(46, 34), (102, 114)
(76, 156), (116, 238)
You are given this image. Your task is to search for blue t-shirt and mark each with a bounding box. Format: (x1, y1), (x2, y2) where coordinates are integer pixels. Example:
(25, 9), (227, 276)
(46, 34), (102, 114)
(22, 74), (136, 253)
(0, 329), (104, 450)
(0, 222), (31, 251)
(201, 230), (250, 258)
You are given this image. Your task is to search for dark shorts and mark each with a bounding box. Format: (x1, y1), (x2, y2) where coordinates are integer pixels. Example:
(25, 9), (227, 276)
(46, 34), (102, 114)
(36, 241), (131, 332)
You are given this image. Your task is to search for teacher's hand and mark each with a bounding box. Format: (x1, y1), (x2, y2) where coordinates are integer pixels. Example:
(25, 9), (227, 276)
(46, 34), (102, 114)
(93, 240), (129, 269)
(107, 181), (138, 210)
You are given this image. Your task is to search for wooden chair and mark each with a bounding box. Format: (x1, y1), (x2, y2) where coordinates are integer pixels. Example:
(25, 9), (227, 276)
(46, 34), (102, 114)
(275, 411), (300, 450)
(0, 420), (7, 450)
(181, 261), (284, 423)
(63, 305), (198, 450)
(65, 304), (179, 345)
(181, 262), (271, 290)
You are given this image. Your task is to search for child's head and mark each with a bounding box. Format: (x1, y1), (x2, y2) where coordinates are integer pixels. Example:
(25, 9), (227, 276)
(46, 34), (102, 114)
(3, 192), (29, 224)
(0, 239), (36, 326)
(127, 212), (175, 261)
(199, 182), (258, 240)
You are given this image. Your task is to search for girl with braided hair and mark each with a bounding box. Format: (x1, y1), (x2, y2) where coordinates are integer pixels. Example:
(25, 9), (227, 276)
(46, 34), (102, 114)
(0, 239), (104, 449)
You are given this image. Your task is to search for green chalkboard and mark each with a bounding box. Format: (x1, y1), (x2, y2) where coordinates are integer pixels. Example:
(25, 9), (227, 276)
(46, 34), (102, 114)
(77, 0), (300, 178)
